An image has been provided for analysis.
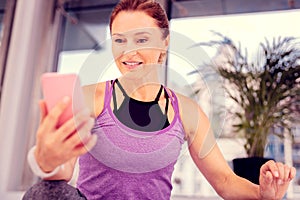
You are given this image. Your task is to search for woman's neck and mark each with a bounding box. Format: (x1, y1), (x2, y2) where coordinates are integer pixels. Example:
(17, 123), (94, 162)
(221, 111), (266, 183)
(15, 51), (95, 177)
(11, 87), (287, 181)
(117, 63), (165, 101)
(118, 78), (162, 101)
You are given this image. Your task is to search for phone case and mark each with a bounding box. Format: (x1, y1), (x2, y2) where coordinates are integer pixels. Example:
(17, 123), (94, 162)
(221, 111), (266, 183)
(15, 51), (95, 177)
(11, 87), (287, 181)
(41, 73), (86, 127)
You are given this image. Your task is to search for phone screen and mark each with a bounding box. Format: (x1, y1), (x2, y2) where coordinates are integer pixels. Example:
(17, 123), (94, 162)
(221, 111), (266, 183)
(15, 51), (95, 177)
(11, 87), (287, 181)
(41, 73), (86, 127)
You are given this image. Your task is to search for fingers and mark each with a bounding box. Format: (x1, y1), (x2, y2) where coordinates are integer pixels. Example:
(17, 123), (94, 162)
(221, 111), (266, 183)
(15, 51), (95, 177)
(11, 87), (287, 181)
(289, 166), (297, 181)
(261, 160), (279, 179)
(55, 108), (96, 158)
(275, 162), (294, 184)
(39, 100), (48, 123)
(63, 117), (95, 148)
(261, 160), (296, 185)
(41, 96), (71, 132)
(283, 164), (291, 182)
(276, 162), (285, 184)
(56, 109), (92, 142)
(73, 134), (98, 156)
(265, 171), (273, 184)
(35, 97), (97, 170)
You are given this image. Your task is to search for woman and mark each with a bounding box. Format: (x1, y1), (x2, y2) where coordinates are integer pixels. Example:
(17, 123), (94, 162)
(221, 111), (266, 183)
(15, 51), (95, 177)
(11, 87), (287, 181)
(24, 0), (296, 199)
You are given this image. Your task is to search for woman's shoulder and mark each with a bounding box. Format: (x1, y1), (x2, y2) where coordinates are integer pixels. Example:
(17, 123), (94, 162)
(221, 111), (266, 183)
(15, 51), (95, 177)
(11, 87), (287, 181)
(82, 81), (109, 118)
(169, 88), (209, 141)
(82, 81), (107, 94)
(163, 86), (206, 118)
(168, 89), (198, 109)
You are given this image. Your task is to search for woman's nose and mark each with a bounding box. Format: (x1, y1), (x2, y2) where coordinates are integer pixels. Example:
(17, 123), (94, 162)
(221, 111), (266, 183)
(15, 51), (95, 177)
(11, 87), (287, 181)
(123, 41), (139, 55)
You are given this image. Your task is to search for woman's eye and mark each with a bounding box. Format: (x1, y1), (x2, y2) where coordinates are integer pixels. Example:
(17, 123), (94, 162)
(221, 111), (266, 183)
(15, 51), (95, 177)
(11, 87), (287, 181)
(137, 38), (148, 44)
(114, 38), (125, 44)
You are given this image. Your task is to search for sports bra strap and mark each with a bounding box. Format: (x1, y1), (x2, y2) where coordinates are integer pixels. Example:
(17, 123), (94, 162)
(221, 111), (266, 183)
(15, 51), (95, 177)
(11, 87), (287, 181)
(106, 79), (178, 116)
(163, 87), (179, 115)
(154, 85), (163, 102)
(115, 79), (164, 103)
(115, 79), (128, 98)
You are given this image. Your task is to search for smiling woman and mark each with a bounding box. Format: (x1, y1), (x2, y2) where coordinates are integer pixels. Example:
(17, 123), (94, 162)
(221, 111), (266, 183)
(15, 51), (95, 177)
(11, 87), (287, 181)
(110, 13), (169, 75)
(22, 0), (296, 200)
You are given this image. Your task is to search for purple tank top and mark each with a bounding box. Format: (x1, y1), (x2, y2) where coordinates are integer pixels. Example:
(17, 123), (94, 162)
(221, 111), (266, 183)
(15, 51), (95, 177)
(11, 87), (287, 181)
(77, 80), (185, 200)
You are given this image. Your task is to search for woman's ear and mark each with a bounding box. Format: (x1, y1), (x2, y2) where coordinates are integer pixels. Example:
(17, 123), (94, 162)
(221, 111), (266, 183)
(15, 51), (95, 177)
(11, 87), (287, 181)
(158, 35), (169, 64)
(158, 52), (167, 64)
(163, 35), (170, 49)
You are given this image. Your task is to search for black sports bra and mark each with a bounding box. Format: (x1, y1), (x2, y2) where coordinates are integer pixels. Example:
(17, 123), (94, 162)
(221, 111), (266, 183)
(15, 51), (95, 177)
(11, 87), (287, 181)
(112, 79), (170, 132)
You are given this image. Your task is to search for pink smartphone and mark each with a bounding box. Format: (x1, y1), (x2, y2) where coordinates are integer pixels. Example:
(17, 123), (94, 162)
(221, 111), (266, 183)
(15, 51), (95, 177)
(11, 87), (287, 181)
(41, 73), (86, 127)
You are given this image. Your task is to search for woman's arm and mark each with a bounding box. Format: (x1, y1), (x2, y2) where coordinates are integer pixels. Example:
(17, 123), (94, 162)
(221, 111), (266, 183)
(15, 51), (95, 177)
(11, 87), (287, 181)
(189, 134), (260, 199)
(41, 157), (78, 181)
(178, 95), (296, 199)
(33, 99), (96, 181)
(30, 82), (106, 181)
(184, 102), (260, 199)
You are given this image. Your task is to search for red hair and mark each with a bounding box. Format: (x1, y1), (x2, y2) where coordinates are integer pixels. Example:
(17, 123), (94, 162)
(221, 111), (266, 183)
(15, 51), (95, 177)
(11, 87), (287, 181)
(110, 0), (169, 39)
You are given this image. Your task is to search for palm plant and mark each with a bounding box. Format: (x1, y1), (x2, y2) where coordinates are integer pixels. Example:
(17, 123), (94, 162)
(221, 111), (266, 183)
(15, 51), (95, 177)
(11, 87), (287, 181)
(193, 32), (300, 157)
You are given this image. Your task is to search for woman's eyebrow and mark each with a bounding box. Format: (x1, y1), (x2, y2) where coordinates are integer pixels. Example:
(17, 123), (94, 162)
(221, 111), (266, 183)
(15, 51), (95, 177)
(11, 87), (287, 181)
(112, 33), (124, 37)
(134, 31), (151, 36)
(112, 31), (152, 37)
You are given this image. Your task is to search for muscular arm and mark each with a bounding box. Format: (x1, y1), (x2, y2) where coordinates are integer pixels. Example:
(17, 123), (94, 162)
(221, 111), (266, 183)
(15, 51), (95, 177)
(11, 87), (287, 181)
(189, 133), (260, 199)
(179, 95), (295, 199)
(179, 97), (260, 199)
(33, 82), (106, 181)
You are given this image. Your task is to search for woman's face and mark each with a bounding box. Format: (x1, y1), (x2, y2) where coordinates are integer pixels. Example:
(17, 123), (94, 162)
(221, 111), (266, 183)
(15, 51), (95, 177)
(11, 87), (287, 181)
(111, 11), (169, 75)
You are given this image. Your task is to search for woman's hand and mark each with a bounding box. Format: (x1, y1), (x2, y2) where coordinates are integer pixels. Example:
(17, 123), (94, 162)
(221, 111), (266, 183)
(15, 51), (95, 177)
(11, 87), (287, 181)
(259, 160), (296, 200)
(34, 97), (97, 173)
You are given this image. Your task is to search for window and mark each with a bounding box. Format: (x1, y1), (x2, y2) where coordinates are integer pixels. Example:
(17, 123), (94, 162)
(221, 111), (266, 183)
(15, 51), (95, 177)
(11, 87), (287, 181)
(170, 9), (300, 198)
(0, 0), (16, 105)
(58, 0), (119, 84)
(0, 0), (298, 199)
(0, 1), (65, 198)
(56, 1), (300, 199)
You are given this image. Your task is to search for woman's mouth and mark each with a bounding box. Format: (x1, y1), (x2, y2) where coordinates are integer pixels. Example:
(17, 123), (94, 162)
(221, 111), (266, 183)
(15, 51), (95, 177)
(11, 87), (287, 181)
(122, 61), (143, 70)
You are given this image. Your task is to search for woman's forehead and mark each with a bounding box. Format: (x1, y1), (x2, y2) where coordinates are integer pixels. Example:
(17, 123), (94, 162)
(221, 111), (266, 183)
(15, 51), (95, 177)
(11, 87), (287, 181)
(111, 11), (159, 34)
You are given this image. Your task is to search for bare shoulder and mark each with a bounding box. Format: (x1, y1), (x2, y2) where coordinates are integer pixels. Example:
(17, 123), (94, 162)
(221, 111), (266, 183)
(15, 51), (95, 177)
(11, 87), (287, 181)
(82, 81), (107, 118)
(172, 90), (210, 142)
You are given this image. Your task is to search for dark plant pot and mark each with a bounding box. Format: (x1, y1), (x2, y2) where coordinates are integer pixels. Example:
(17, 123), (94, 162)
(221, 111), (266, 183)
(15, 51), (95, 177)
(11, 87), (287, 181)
(233, 157), (273, 184)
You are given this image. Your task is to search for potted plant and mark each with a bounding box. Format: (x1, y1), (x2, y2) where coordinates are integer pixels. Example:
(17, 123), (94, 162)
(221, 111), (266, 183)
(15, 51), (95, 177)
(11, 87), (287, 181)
(191, 32), (300, 184)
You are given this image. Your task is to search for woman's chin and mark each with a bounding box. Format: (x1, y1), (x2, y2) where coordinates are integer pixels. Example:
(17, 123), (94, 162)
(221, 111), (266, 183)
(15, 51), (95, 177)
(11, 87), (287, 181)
(121, 64), (162, 82)
(122, 68), (145, 80)
(126, 64), (143, 71)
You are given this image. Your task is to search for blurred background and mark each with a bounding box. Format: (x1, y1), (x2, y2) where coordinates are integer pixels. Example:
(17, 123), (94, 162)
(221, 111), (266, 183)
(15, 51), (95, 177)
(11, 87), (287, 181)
(0, 0), (299, 199)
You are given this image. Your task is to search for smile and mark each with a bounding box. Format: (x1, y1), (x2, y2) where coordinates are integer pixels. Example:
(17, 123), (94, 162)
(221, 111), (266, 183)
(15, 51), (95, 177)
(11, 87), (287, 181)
(122, 61), (143, 69)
